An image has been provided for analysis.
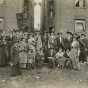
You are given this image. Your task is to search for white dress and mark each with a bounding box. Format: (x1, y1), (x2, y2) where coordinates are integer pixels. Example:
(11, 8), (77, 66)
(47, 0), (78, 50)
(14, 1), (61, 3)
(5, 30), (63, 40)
(69, 40), (80, 70)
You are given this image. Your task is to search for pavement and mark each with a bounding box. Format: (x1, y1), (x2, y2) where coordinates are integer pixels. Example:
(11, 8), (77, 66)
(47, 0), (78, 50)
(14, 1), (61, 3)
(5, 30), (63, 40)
(0, 64), (88, 88)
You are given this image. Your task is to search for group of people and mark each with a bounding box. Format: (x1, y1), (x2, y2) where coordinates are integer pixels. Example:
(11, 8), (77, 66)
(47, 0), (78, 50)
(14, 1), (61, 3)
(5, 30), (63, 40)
(47, 32), (88, 70)
(0, 30), (88, 76)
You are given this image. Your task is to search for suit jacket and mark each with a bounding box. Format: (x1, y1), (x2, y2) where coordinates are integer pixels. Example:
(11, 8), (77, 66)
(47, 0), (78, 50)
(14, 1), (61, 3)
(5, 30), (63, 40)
(63, 38), (72, 50)
(56, 36), (64, 49)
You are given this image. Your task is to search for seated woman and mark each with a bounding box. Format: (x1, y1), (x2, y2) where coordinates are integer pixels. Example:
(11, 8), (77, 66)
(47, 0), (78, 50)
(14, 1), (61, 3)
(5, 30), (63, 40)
(55, 47), (65, 69)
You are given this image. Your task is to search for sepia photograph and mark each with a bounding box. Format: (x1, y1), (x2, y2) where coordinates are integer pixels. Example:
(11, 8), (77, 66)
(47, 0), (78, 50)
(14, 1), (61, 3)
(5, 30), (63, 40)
(0, 0), (88, 88)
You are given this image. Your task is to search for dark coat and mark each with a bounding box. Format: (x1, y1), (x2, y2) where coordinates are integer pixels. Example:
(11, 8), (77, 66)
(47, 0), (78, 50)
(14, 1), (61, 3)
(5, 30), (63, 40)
(0, 40), (8, 66)
(79, 38), (88, 62)
(56, 37), (64, 50)
(63, 38), (73, 50)
(11, 43), (20, 65)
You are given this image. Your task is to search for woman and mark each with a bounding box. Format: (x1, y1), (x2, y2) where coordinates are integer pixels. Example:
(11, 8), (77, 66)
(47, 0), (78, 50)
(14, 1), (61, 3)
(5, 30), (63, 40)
(48, 32), (56, 49)
(11, 40), (21, 76)
(19, 38), (28, 68)
(27, 33), (36, 70)
(69, 34), (80, 70)
(0, 37), (8, 66)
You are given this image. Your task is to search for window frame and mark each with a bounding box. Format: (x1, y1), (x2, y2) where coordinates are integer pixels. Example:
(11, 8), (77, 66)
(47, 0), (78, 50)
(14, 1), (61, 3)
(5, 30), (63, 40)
(74, 0), (86, 9)
(74, 19), (86, 33)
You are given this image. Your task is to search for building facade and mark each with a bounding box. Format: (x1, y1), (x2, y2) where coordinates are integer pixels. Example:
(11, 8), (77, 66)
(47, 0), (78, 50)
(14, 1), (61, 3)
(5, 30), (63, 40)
(0, 0), (23, 31)
(0, 0), (88, 33)
(55, 0), (88, 33)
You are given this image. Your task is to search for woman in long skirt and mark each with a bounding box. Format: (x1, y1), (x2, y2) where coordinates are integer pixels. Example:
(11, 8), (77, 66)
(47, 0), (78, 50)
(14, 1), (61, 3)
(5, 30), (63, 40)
(0, 38), (8, 66)
(69, 35), (80, 70)
(19, 38), (28, 68)
(11, 41), (21, 76)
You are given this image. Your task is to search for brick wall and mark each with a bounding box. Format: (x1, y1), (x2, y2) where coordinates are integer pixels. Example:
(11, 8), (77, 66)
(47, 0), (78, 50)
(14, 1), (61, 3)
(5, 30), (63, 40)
(55, 0), (88, 33)
(0, 0), (23, 31)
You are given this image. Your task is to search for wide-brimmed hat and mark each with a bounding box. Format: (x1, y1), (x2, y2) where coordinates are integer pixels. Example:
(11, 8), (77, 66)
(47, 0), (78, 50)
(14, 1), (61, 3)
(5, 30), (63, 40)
(66, 32), (73, 36)
(81, 33), (86, 37)
(73, 33), (80, 39)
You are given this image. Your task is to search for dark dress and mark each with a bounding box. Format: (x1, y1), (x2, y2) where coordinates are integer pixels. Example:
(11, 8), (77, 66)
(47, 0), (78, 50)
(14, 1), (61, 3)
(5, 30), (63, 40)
(11, 43), (21, 76)
(79, 38), (87, 62)
(42, 35), (48, 62)
(7, 38), (14, 63)
(0, 40), (8, 66)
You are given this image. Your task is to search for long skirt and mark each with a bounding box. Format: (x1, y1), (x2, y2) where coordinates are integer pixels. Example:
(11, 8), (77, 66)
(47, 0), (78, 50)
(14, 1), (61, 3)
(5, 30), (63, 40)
(11, 62), (21, 76)
(56, 57), (66, 67)
(19, 51), (28, 68)
(0, 45), (8, 66)
(69, 48), (80, 70)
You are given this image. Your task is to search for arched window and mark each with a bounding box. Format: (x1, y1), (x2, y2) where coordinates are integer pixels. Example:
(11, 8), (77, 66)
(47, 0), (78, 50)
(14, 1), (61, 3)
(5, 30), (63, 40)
(34, 0), (43, 31)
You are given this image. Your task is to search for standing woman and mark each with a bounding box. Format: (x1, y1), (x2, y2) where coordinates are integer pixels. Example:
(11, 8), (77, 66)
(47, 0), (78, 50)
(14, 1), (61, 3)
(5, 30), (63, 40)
(27, 33), (36, 70)
(48, 32), (56, 49)
(42, 32), (48, 62)
(19, 37), (28, 69)
(69, 34), (80, 70)
(0, 36), (8, 66)
(11, 40), (21, 76)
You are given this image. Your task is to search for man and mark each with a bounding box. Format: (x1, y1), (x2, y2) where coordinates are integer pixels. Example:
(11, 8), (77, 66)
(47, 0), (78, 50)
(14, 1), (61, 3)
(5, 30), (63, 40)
(56, 32), (64, 51)
(42, 32), (48, 62)
(48, 32), (56, 50)
(63, 32), (73, 50)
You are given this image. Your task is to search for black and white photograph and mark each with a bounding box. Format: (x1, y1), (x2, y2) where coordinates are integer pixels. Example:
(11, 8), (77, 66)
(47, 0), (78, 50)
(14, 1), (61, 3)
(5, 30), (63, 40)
(0, 0), (88, 88)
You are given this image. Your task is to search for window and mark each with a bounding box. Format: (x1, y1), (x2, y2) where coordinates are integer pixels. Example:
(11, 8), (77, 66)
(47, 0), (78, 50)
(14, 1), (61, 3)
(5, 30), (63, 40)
(34, 0), (43, 31)
(75, 0), (85, 8)
(74, 19), (86, 33)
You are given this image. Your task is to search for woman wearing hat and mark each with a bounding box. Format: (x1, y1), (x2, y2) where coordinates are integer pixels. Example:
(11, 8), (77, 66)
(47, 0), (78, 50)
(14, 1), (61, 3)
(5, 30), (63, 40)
(69, 34), (80, 70)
